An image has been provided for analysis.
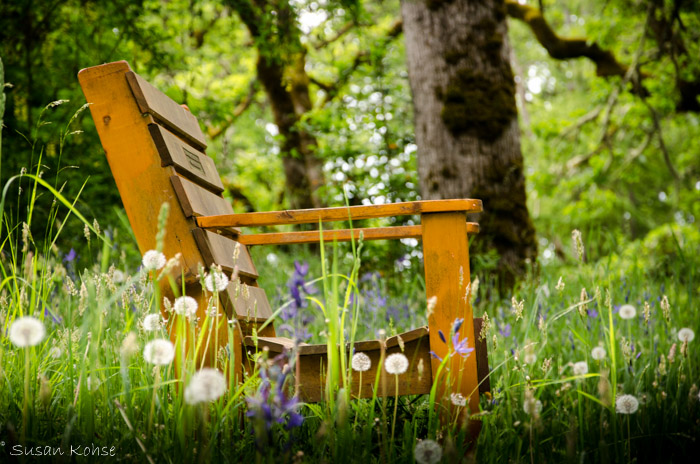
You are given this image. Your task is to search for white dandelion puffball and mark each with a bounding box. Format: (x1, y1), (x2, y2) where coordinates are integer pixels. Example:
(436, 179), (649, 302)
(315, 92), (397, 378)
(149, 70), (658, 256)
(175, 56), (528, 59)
(615, 394), (639, 414)
(9, 316), (46, 348)
(141, 314), (162, 332)
(384, 352), (409, 375)
(573, 361), (589, 376)
(524, 353), (537, 365)
(678, 328), (695, 343)
(143, 339), (175, 365)
(450, 392), (467, 407)
(352, 352), (371, 372)
(174, 296), (198, 318)
(523, 398), (543, 415)
(112, 269), (126, 284)
(142, 250), (166, 271)
(184, 368), (227, 404)
(204, 270), (229, 293)
(414, 439), (442, 464)
(591, 346), (607, 360)
(49, 346), (62, 359)
(619, 304), (637, 320)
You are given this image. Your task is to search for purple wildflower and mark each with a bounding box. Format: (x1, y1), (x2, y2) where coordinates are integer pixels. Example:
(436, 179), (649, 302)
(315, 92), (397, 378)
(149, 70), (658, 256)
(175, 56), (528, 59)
(63, 248), (76, 263)
(246, 352), (303, 449)
(498, 323), (512, 338)
(452, 331), (475, 358)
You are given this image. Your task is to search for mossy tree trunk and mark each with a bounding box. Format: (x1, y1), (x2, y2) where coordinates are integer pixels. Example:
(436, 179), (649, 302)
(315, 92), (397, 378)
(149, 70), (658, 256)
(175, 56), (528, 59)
(229, 0), (325, 210)
(401, 0), (537, 285)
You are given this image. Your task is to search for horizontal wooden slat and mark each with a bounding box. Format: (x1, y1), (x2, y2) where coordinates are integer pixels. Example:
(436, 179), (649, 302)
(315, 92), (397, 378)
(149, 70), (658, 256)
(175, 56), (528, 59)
(126, 71), (207, 150)
(244, 323), (488, 401)
(196, 199), (483, 228)
(235, 222), (478, 246)
(149, 125), (223, 193)
(222, 284), (273, 320)
(191, 228), (258, 279)
(170, 176), (240, 237)
(239, 226), (422, 245)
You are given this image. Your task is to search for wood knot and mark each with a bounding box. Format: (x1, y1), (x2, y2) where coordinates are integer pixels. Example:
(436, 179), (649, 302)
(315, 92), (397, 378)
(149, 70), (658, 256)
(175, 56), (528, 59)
(102, 115), (111, 125)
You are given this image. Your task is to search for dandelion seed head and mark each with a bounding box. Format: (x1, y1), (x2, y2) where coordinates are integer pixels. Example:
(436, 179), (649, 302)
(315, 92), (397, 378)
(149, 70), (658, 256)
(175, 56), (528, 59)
(619, 304), (637, 320)
(142, 250), (166, 271)
(384, 353), (409, 375)
(352, 352), (371, 372)
(49, 346), (62, 359)
(143, 339), (175, 365)
(173, 296), (198, 319)
(204, 270), (229, 292)
(573, 361), (589, 376)
(592, 346), (607, 360)
(141, 314), (162, 332)
(414, 439), (442, 464)
(9, 316), (46, 347)
(524, 352), (537, 365)
(615, 394), (639, 414)
(450, 392), (466, 407)
(678, 328), (695, 343)
(523, 398), (543, 415)
(184, 368), (227, 404)
(112, 269), (126, 284)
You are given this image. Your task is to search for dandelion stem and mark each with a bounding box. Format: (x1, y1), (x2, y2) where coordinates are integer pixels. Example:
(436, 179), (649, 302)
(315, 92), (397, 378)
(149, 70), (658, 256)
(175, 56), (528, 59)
(22, 347), (30, 444)
(390, 374), (399, 455)
(148, 368), (160, 434)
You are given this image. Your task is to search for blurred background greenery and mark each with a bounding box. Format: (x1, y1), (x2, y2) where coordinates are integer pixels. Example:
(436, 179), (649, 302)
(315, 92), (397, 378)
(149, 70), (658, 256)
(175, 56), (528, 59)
(1, 0), (698, 285)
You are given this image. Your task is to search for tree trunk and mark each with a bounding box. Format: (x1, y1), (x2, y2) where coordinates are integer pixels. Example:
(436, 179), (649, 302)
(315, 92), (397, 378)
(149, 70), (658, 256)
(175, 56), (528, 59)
(230, 0), (325, 210)
(401, 0), (537, 285)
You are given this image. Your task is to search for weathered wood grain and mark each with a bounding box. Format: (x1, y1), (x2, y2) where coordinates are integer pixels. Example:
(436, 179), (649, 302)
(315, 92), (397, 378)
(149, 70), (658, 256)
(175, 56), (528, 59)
(222, 283), (273, 320)
(191, 228), (258, 279)
(150, 124), (223, 193)
(125, 71), (207, 150)
(422, 212), (480, 415)
(196, 199), (482, 228)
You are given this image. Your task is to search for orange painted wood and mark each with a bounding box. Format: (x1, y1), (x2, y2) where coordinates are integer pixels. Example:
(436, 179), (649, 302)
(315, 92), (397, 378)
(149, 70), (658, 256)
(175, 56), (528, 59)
(422, 212), (480, 415)
(238, 225), (422, 245)
(170, 175), (234, 219)
(222, 283), (273, 320)
(191, 228), (258, 279)
(150, 125), (224, 193)
(78, 62), (259, 373)
(125, 71), (207, 150)
(196, 199), (482, 228)
(235, 222), (480, 245)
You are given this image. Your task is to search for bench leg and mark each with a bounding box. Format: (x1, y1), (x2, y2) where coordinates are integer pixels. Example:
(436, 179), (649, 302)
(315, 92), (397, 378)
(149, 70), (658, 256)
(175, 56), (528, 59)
(422, 212), (480, 424)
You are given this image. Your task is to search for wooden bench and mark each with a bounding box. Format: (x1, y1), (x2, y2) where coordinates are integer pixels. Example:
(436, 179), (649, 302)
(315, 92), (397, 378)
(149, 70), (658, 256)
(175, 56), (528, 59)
(78, 61), (489, 417)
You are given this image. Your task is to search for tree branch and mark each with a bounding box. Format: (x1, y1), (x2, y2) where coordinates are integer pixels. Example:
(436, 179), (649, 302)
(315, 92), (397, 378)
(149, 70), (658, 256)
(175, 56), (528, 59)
(505, 0), (645, 84)
(313, 21), (355, 50)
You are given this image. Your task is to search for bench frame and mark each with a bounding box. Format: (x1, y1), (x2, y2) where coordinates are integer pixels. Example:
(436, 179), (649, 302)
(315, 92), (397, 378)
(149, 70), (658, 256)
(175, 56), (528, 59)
(78, 61), (489, 424)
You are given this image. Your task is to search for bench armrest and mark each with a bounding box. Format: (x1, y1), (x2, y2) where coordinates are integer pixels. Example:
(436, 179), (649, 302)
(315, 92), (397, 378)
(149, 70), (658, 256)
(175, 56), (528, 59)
(195, 199), (482, 229)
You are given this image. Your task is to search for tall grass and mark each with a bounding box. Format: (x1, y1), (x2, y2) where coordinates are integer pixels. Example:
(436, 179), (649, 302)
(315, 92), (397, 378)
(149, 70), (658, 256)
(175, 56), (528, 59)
(0, 104), (698, 463)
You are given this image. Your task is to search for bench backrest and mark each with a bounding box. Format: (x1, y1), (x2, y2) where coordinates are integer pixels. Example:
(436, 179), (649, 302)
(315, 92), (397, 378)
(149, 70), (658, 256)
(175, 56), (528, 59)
(78, 62), (275, 343)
